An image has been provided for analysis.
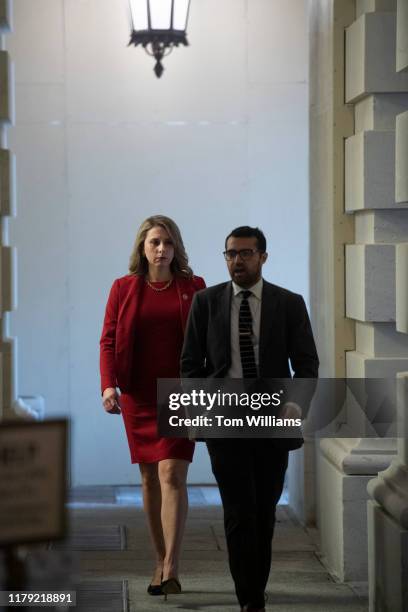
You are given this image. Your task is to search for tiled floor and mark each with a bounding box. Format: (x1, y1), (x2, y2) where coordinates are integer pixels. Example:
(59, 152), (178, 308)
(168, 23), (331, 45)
(68, 485), (289, 508)
(54, 486), (367, 611)
(68, 485), (224, 509)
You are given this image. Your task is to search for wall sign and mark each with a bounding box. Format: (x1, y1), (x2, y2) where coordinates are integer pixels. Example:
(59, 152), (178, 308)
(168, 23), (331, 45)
(0, 419), (67, 546)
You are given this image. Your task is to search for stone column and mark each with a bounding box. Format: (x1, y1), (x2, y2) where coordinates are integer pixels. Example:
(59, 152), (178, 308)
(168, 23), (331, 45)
(365, 3), (408, 607)
(311, 0), (408, 582)
(319, 436), (397, 581)
(0, 0), (17, 421)
(305, 0), (355, 530)
(0, 1), (34, 421)
(367, 373), (408, 611)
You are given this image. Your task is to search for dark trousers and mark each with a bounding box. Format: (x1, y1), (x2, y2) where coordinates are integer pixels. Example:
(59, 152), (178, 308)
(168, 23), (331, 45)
(206, 439), (289, 609)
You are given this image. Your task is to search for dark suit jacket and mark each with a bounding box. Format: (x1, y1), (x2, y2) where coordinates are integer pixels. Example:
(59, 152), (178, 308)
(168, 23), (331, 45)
(180, 279), (319, 449)
(100, 274), (206, 394)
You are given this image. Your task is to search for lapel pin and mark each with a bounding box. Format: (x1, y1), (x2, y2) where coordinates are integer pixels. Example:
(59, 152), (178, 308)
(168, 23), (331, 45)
(182, 293), (189, 300)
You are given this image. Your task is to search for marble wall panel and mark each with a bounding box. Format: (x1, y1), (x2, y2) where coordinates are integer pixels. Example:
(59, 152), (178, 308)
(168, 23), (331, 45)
(346, 244), (396, 322)
(396, 110), (408, 203)
(396, 242), (408, 333)
(397, 0), (408, 72)
(346, 13), (408, 103)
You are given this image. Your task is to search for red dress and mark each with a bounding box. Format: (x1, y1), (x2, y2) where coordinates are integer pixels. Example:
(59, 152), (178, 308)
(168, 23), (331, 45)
(114, 279), (197, 464)
(100, 273), (206, 463)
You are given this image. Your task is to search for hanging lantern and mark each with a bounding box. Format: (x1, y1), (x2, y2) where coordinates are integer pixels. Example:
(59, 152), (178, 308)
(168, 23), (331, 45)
(128, 0), (191, 78)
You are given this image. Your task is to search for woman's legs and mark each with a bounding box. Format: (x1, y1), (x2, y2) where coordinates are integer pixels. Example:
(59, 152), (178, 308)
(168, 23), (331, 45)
(139, 462), (166, 585)
(158, 458), (189, 581)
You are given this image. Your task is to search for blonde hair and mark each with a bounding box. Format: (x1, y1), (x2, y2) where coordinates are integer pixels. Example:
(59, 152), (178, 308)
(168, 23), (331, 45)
(129, 215), (193, 278)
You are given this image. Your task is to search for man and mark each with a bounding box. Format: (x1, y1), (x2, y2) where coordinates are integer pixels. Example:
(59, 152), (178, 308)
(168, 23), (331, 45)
(181, 226), (319, 612)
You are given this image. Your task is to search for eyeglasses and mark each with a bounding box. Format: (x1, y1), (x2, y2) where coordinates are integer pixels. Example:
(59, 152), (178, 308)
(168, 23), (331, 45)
(223, 249), (260, 261)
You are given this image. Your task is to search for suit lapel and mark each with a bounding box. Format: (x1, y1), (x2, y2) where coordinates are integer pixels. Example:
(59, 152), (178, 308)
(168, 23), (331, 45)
(218, 282), (232, 358)
(259, 281), (279, 369)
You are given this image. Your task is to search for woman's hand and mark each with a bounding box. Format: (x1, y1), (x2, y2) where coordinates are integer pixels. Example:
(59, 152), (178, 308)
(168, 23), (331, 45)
(102, 387), (121, 414)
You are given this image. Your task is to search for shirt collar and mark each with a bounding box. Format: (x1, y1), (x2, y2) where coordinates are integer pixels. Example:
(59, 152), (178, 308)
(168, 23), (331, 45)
(232, 277), (263, 300)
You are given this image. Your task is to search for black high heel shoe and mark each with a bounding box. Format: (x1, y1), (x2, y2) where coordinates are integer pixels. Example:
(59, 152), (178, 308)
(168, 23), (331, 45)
(147, 572), (163, 596)
(147, 583), (163, 596)
(161, 577), (181, 601)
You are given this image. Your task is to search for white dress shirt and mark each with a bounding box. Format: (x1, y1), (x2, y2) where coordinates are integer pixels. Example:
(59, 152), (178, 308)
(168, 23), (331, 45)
(226, 277), (301, 417)
(227, 278), (263, 378)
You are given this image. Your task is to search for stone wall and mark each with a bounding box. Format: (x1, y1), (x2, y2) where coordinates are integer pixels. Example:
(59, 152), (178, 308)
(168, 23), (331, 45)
(0, 0), (16, 420)
(345, 1), (408, 381)
(308, 0), (355, 539)
(310, 0), (408, 584)
(364, 1), (408, 608)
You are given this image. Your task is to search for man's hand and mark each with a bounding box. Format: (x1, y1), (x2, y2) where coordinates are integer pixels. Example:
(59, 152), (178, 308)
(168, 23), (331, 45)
(102, 387), (121, 414)
(280, 402), (302, 419)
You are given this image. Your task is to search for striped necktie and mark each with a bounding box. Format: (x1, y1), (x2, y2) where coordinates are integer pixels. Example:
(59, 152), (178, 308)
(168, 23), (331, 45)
(239, 290), (258, 378)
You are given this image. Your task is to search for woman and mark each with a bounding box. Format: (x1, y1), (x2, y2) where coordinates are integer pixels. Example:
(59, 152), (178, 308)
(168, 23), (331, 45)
(100, 215), (205, 599)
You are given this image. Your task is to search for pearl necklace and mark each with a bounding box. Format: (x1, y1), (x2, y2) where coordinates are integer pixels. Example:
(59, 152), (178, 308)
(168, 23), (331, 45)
(145, 277), (174, 292)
